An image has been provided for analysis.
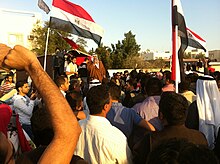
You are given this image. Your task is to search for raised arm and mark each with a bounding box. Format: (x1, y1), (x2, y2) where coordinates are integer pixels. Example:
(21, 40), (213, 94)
(1, 44), (81, 163)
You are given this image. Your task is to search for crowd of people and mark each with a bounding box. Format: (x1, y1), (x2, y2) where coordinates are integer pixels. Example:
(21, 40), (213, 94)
(0, 43), (220, 163)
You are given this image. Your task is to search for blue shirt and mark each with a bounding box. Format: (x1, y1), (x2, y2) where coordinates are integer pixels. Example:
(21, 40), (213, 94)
(107, 102), (142, 138)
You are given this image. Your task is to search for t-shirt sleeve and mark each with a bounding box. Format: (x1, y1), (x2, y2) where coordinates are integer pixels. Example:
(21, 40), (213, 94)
(130, 108), (142, 125)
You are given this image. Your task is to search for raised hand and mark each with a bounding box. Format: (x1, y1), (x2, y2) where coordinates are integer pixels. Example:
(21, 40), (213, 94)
(4, 45), (40, 71)
(0, 44), (11, 70)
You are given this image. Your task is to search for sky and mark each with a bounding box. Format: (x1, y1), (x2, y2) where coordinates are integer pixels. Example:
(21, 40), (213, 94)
(0, 0), (220, 52)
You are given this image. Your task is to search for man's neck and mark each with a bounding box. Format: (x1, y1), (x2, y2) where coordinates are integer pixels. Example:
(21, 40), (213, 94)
(19, 92), (26, 97)
(91, 113), (106, 117)
(111, 100), (119, 103)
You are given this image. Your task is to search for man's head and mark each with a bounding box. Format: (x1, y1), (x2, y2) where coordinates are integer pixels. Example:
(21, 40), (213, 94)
(5, 74), (13, 83)
(71, 56), (77, 64)
(125, 79), (137, 91)
(147, 138), (219, 164)
(108, 83), (121, 101)
(31, 105), (53, 147)
(16, 81), (29, 96)
(66, 91), (83, 111)
(86, 85), (111, 116)
(145, 77), (162, 96)
(55, 75), (69, 92)
(159, 92), (188, 126)
(84, 57), (89, 63)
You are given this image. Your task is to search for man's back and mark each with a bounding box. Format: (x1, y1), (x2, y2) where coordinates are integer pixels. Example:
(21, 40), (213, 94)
(151, 125), (208, 150)
(74, 115), (132, 164)
(134, 96), (162, 131)
(107, 102), (142, 138)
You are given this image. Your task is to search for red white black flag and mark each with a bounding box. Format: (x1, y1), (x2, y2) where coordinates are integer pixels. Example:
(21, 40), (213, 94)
(171, 0), (188, 83)
(49, 0), (104, 45)
(187, 28), (206, 52)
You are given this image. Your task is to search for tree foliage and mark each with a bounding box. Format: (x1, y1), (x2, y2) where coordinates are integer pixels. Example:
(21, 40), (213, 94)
(76, 37), (88, 53)
(110, 31), (141, 68)
(31, 21), (72, 56)
(95, 43), (112, 69)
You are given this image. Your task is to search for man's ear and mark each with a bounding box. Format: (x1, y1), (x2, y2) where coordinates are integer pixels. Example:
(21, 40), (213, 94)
(60, 84), (64, 89)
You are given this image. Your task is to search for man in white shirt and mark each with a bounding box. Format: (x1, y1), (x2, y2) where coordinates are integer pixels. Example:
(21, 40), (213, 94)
(74, 85), (133, 164)
(66, 56), (78, 80)
(55, 75), (70, 97)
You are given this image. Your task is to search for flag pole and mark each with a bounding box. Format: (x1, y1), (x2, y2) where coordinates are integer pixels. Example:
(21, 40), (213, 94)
(171, 0), (179, 93)
(174, 25), (179, 93)
(43, 27), (50, 71)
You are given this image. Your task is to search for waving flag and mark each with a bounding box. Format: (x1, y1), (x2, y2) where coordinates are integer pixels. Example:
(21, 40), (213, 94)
(171, 0), (188, 85)
(187, 28), (206, 52)
(38, 0), (50, 14)
(56, 31), (79, 49)
(49, 0), (104, 45)
(62, 37), (79, 50)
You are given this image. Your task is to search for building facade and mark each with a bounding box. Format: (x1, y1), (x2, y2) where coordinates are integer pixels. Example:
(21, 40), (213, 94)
(0, 8), (42, 49)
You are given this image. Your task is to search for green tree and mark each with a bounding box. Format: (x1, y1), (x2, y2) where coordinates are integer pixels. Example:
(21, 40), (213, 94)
(31, 21), (72, 56)
(95, 43), (112, 69)
(110, 31), (141, 68)
(195, 53), (205, 59)
(76, 37), (88, 53)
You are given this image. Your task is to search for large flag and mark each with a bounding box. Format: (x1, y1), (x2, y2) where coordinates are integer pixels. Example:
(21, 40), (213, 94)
(187, 28), (206, 52)
(171, 0), (188, 85)
(38, 0), (50, 14)
(49, 0), (104, 45)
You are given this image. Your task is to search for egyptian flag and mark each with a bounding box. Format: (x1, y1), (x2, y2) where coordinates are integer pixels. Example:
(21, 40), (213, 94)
(49, 0), (104, 45)
(171, 0), (188, 84)
(187, 28), (206, 52)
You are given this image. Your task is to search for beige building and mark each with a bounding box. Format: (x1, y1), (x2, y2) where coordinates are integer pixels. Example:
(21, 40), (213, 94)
(0, 8), (42, 49)
(142, 50), (171, 60)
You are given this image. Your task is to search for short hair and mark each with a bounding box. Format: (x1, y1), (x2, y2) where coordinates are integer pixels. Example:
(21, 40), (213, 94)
(108, 83), (121, 101)
(86, 85), (110, 115)
(146, 138), (219, 164)
(70, 56), (77, 60)
(31, 105), (54, 147)
(55, 75), (67, 88)
(66, 91), (82, 111)
(69, 79), (81, 92)
(4, 74), (12, 80)
(15, 80), (27, 92)
(84, 57), (89, 61)
(178, 79), (191, 93)
(127, 79), (137, 89)
(145, 77), (162, 96)
(159, 92), (188, 125)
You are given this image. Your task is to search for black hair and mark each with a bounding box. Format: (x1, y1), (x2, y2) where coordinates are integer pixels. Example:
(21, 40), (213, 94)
(108, 83), (121, 101)
(86, 85), (110, 115)
(126, 79), (138, 89)
(147, 138), (219, 164)
(66, 91), (83, 111)
(15, 80), (27, 92)
(145, 77), (162, 96)
(178, 79), (191, 93)
(31, 105), (54, 147)
(159, 92), (188, 125)
(54, 75), (67, 88)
